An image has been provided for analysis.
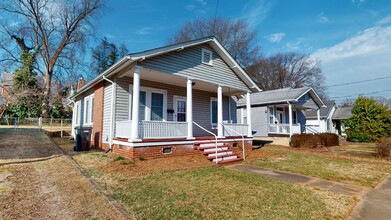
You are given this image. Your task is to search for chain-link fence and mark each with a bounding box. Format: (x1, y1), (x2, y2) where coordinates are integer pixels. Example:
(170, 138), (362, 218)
(0, 117), (72, 137)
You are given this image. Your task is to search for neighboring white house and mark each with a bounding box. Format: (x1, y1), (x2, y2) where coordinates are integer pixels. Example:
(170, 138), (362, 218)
(332, 106), (353, 136)
(305, 100), (337, 133)
(237, 87), (325, 137)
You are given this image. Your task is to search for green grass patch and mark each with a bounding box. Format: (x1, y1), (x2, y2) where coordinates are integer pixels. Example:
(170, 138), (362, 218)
(113, 156), (125, 162)
(113, 167), (352, 219)
(246, 147), (391, 187)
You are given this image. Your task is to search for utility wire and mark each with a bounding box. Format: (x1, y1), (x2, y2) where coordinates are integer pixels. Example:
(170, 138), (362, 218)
(331, 88), (391, 99)
(326, 75), (391, 88)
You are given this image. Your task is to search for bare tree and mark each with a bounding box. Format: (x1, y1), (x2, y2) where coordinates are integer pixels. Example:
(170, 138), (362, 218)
(0, 0), (105, 117)
(247, 52), (326, 97)
(169, 17), (259, 67)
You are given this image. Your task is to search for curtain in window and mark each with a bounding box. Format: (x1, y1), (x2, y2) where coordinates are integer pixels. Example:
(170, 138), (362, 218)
(151, 93), (163, 121)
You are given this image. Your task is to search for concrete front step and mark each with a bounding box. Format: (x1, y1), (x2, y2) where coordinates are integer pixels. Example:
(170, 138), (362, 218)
(206, 152), (234, 159)
(197, 142), (225, 149)
(212, 155), (239, 163)
(217, 157), (243, 164)
(203, 147), (229, 153)
(206, 151), (233, 158)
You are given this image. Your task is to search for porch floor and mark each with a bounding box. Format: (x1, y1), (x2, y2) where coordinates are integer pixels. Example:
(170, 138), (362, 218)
(113, 136), (247, 143)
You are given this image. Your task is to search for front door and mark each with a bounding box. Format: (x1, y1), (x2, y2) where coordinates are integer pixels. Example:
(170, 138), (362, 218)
(276, 110), (286, 133)
(174, 97), (186, 122)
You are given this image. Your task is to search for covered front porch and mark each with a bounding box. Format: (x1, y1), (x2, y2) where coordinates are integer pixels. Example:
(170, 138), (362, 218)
(267, 102), (321, 137)
(111, 65), (253, 142)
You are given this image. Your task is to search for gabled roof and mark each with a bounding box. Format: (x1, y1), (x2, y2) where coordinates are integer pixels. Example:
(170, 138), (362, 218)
(305, 100), (337, 119)
(70, 36), (261, 99)
(332, 106), (353, 120)
(237, 87), (325, 108)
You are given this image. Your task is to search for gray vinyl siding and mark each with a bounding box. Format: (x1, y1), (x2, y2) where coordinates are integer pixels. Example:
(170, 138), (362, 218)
(138, 44), (248, 91)
(298, 94), (319, 109)
(102, 82), (112, 143)
(113, 77), (236, 137)
(251, 107), (268, 137)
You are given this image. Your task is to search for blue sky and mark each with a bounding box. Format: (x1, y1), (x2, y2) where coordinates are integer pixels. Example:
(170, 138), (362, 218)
(97, 0), (391, 102)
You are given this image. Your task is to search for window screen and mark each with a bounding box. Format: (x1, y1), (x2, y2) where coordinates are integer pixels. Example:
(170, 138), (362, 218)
(211, 100), (217, 124)
(139, 91), (146, 121)
(151, 92), (163, 121)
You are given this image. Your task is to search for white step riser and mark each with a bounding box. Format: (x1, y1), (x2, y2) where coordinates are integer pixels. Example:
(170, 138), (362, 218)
(198, 143), (224, 148)
(203, 147), (228, 153)
(207, 151), (233, 157)
(212, 155), (238, 162)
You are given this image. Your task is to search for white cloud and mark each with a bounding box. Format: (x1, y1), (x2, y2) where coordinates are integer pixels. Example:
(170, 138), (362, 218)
(312, 21), (391, 99)
(377, 15), (391, 25)
(197, 0), (207, 5)
(313, 26), (391, 63)
(185, 4), (195, 11)
(285, 38), (306, 51)
(241, 0), (274, 28)
(135, 27), (153, 35)
(352, 0), (365, 4)
(265, 32), (286, 43)
(316, 13), (329, 23)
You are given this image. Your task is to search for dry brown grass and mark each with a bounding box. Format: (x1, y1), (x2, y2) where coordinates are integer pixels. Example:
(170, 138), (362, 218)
(0, 128), (127, 219)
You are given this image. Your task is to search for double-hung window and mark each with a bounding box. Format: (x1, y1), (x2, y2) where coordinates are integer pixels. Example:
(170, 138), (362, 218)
(83, 94), (94, 126)
(128, 85), (167, 121)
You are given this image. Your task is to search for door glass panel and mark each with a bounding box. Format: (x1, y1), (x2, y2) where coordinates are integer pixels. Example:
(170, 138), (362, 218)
(211, 100), (217, 124)
(177, 100), (186, 122)
(151, 92), (163, 121)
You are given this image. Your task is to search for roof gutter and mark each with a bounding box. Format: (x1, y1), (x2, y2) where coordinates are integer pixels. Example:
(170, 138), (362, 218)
(69, 56), (132, 100)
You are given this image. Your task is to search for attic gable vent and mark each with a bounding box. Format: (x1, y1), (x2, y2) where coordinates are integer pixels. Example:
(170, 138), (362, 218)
(201, 48), (213, 66)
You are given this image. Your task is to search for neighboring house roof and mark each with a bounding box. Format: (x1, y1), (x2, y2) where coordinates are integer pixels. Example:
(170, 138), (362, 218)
(70, 36), (261, 99)
(332, 106), (353, 120)
(237, 87), (325, 108)
(305, 100), (336, 119)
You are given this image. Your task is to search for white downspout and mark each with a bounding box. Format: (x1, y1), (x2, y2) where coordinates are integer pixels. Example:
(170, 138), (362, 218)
(103, 75), (116, 149)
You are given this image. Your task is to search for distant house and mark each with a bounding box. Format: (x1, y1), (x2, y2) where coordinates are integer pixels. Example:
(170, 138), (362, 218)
(305, 100), (337, 133)
(0, 71), (13, 106)
(306, 101), (353, 136)
(69, 37), (260, 163)
(332, 106), (353, 136)
(237, 87), (325, 137)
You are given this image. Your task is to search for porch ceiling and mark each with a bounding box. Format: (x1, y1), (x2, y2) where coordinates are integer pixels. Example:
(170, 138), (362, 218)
(118, 66), (246, 96)
(272, 103), (318, 110)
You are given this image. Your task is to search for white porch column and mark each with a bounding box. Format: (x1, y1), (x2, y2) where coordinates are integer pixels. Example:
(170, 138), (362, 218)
(246, 91), (253, 137)
(288, 102), (293, 137)
(186, 78), (194, 139)
(130, 66), (142, 141)
(317, 108), (321, 133)
(217, 85), (224, 138)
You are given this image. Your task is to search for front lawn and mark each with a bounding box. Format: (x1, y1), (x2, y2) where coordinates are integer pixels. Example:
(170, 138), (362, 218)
(246, 146), (391, 187)
(100, 166), (352, 219)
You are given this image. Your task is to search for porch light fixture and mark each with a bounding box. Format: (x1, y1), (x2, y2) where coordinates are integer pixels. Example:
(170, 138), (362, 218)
(192, 82), (196, 86)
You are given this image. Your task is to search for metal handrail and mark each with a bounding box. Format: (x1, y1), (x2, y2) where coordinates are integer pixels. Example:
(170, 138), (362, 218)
(221, 123), (245, 160)
(193, 121), (219, 164)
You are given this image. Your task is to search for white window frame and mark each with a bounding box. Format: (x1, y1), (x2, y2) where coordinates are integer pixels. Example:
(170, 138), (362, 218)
(75, 101), (80, 126)
(173, 96), (186, 122)
(201, 48), (213, 66)
(128, 85), (167, 121)
(241, 108), (247, 124)
(210, 97), (217, 127)
(83, 94), (94, 126)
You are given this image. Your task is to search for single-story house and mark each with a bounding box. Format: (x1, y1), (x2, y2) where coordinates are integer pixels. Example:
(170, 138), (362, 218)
(237, 87), (325, 137)
(70, 37), (261, 163)
(305, 100), (337, 133)
(332, 106), (353, 136)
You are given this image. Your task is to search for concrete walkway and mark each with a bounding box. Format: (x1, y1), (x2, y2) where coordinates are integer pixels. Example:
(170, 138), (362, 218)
(349, 175), (391, 220)
(225, 164), (366, 196)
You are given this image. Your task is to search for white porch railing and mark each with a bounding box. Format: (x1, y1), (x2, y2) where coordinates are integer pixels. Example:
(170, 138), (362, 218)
(269, 123), (301, 134)
(222, 123), (248, 136)
(139, 121), (188, 139)
(115, 120), (188, 139)
(305, 125), (320, 134)
(221, 123), (246, 160)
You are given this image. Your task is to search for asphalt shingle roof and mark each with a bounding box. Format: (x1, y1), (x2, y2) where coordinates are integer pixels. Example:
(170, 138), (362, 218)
(305, 100), (336, 118)
(332, 106), (353, 120)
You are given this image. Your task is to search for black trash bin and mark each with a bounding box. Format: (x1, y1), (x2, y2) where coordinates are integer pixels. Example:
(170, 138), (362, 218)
(74, 127), (92, 151)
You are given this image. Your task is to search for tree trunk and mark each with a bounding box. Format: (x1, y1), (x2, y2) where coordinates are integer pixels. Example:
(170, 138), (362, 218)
(41, 68), (52, 118)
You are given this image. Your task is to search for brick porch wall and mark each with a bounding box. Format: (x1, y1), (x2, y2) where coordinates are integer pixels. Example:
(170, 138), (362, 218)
(112, 144), (198, 160)
(91, 82), (105, 150)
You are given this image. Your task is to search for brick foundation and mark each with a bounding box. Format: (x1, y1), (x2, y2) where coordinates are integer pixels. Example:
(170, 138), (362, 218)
(112, 143), (198, 160)
(110, 139), (253, 160)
